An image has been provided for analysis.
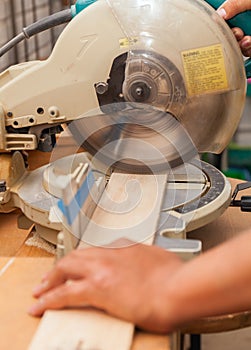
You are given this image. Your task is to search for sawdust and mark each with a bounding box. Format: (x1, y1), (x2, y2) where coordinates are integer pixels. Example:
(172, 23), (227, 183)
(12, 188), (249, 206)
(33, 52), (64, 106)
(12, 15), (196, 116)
(25, 231), (56, 255)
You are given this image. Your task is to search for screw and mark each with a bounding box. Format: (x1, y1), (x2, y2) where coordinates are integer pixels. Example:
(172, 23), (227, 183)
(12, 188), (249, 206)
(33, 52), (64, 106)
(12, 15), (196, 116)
(95, 82), (108, 95)
(135, 87), (143, 96)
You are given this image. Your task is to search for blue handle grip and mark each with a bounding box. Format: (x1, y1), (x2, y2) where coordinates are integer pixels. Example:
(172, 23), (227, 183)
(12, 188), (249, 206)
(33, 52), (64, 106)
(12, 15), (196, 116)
(205, 0), (251, 78)
(71, 0), (97, 17)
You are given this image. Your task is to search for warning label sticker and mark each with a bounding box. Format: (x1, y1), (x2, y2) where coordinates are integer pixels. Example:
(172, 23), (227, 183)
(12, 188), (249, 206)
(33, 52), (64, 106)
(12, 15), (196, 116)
(119, 37), (138, 48)
(181, 44), (228, 96)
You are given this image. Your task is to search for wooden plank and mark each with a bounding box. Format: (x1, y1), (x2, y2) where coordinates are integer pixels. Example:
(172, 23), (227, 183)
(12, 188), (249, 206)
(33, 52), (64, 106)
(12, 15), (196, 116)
(0, 257), (53, 350)
(29, 309), (134, 350)
(30, 172), (168, 349)
(131, 332), (170, 350)
(30, 313), (171, 350)
(80, 172), (168, 247)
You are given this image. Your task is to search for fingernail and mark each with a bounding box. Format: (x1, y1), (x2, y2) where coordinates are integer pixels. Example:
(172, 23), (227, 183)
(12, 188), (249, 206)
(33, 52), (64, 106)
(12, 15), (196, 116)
(28, 298), (44, 316)
(32, 280), (49, 295)
(217, 8), (227, 18)
(28, 304), (38, 316)
(232, 28), (239, 35)
(242, 40), (251, 49)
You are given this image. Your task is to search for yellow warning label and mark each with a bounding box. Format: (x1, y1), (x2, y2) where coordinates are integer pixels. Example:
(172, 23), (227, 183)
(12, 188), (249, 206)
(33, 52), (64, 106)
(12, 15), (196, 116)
(119, 37), (138, 48)
(181, 44), (228, 96)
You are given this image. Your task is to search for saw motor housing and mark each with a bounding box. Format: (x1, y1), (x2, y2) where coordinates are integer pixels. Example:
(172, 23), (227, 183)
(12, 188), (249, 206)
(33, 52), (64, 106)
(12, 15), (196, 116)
(0, 0), (246, 158)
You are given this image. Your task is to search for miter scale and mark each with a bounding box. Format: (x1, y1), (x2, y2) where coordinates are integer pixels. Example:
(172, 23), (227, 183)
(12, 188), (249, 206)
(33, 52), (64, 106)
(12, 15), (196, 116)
(0, 0), (251, 256)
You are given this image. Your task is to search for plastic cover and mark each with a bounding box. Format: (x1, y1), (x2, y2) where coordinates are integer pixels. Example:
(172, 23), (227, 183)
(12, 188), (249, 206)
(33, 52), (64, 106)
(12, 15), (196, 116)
(106, 0), (246, 153)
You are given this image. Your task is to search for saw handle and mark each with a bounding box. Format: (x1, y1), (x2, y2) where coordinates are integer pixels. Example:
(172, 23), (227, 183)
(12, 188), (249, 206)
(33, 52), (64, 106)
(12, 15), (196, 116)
(205, 0), (251, 78)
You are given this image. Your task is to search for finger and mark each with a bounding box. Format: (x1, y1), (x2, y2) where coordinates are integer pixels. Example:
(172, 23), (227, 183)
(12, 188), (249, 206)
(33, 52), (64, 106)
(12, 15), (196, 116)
(242, 48), (251, 57)
(232, 27), (245, 41)
(29, 280), (93, 317)
(217, 0), (251, 20)
(32, 253), (88, 298)
(32, 266), (70, 298)
(240, 36), (251, 56)
(241, 46), (251, 57)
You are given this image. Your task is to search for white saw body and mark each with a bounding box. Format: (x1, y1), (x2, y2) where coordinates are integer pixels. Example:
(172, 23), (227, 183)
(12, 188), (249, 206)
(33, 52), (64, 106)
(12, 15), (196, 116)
(1, 150), (231, 257)
(0, 0), (247, 254)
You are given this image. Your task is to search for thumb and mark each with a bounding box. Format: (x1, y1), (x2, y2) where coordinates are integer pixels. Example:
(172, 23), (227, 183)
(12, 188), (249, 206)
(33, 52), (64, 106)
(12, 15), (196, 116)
(217, 0), (251, 19)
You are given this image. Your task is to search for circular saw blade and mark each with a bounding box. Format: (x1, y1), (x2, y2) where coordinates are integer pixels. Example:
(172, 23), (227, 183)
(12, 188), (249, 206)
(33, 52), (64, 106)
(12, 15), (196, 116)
(68, 103), (198, 173)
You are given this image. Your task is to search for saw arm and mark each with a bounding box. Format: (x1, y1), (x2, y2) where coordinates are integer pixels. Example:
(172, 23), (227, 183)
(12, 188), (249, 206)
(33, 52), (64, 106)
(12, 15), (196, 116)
(0, 0), (248, 159)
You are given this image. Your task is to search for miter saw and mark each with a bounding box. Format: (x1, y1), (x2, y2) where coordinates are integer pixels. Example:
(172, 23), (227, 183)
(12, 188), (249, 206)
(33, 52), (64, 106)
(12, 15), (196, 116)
(0, 0), (251, 256)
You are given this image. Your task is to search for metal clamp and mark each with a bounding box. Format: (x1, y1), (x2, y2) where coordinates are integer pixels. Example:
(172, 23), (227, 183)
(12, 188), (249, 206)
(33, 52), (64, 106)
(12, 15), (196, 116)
(230, 182), (251, 212)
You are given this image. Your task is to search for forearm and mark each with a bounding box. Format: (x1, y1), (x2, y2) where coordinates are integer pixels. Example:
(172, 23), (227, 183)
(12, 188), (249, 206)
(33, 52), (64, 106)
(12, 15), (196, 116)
(162, 230), (251, 330)
(29, 229), (251, 334)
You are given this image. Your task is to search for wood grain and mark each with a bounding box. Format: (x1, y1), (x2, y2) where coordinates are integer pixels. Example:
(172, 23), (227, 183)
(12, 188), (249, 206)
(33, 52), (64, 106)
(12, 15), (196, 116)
(80, 172), (168, 247)
(0, 257), (53, 350)
(0, 257), (13, 273)
(0, 210), (30, 256)
(29, 309), (134, 350)
(0, 211), (54, 257)
(131, 332), (171, 350)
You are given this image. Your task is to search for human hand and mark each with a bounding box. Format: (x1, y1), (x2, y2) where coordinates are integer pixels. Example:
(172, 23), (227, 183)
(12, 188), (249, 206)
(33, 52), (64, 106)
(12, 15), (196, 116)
(28, 243), (183, 333)
(217, 0), (251, 56)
